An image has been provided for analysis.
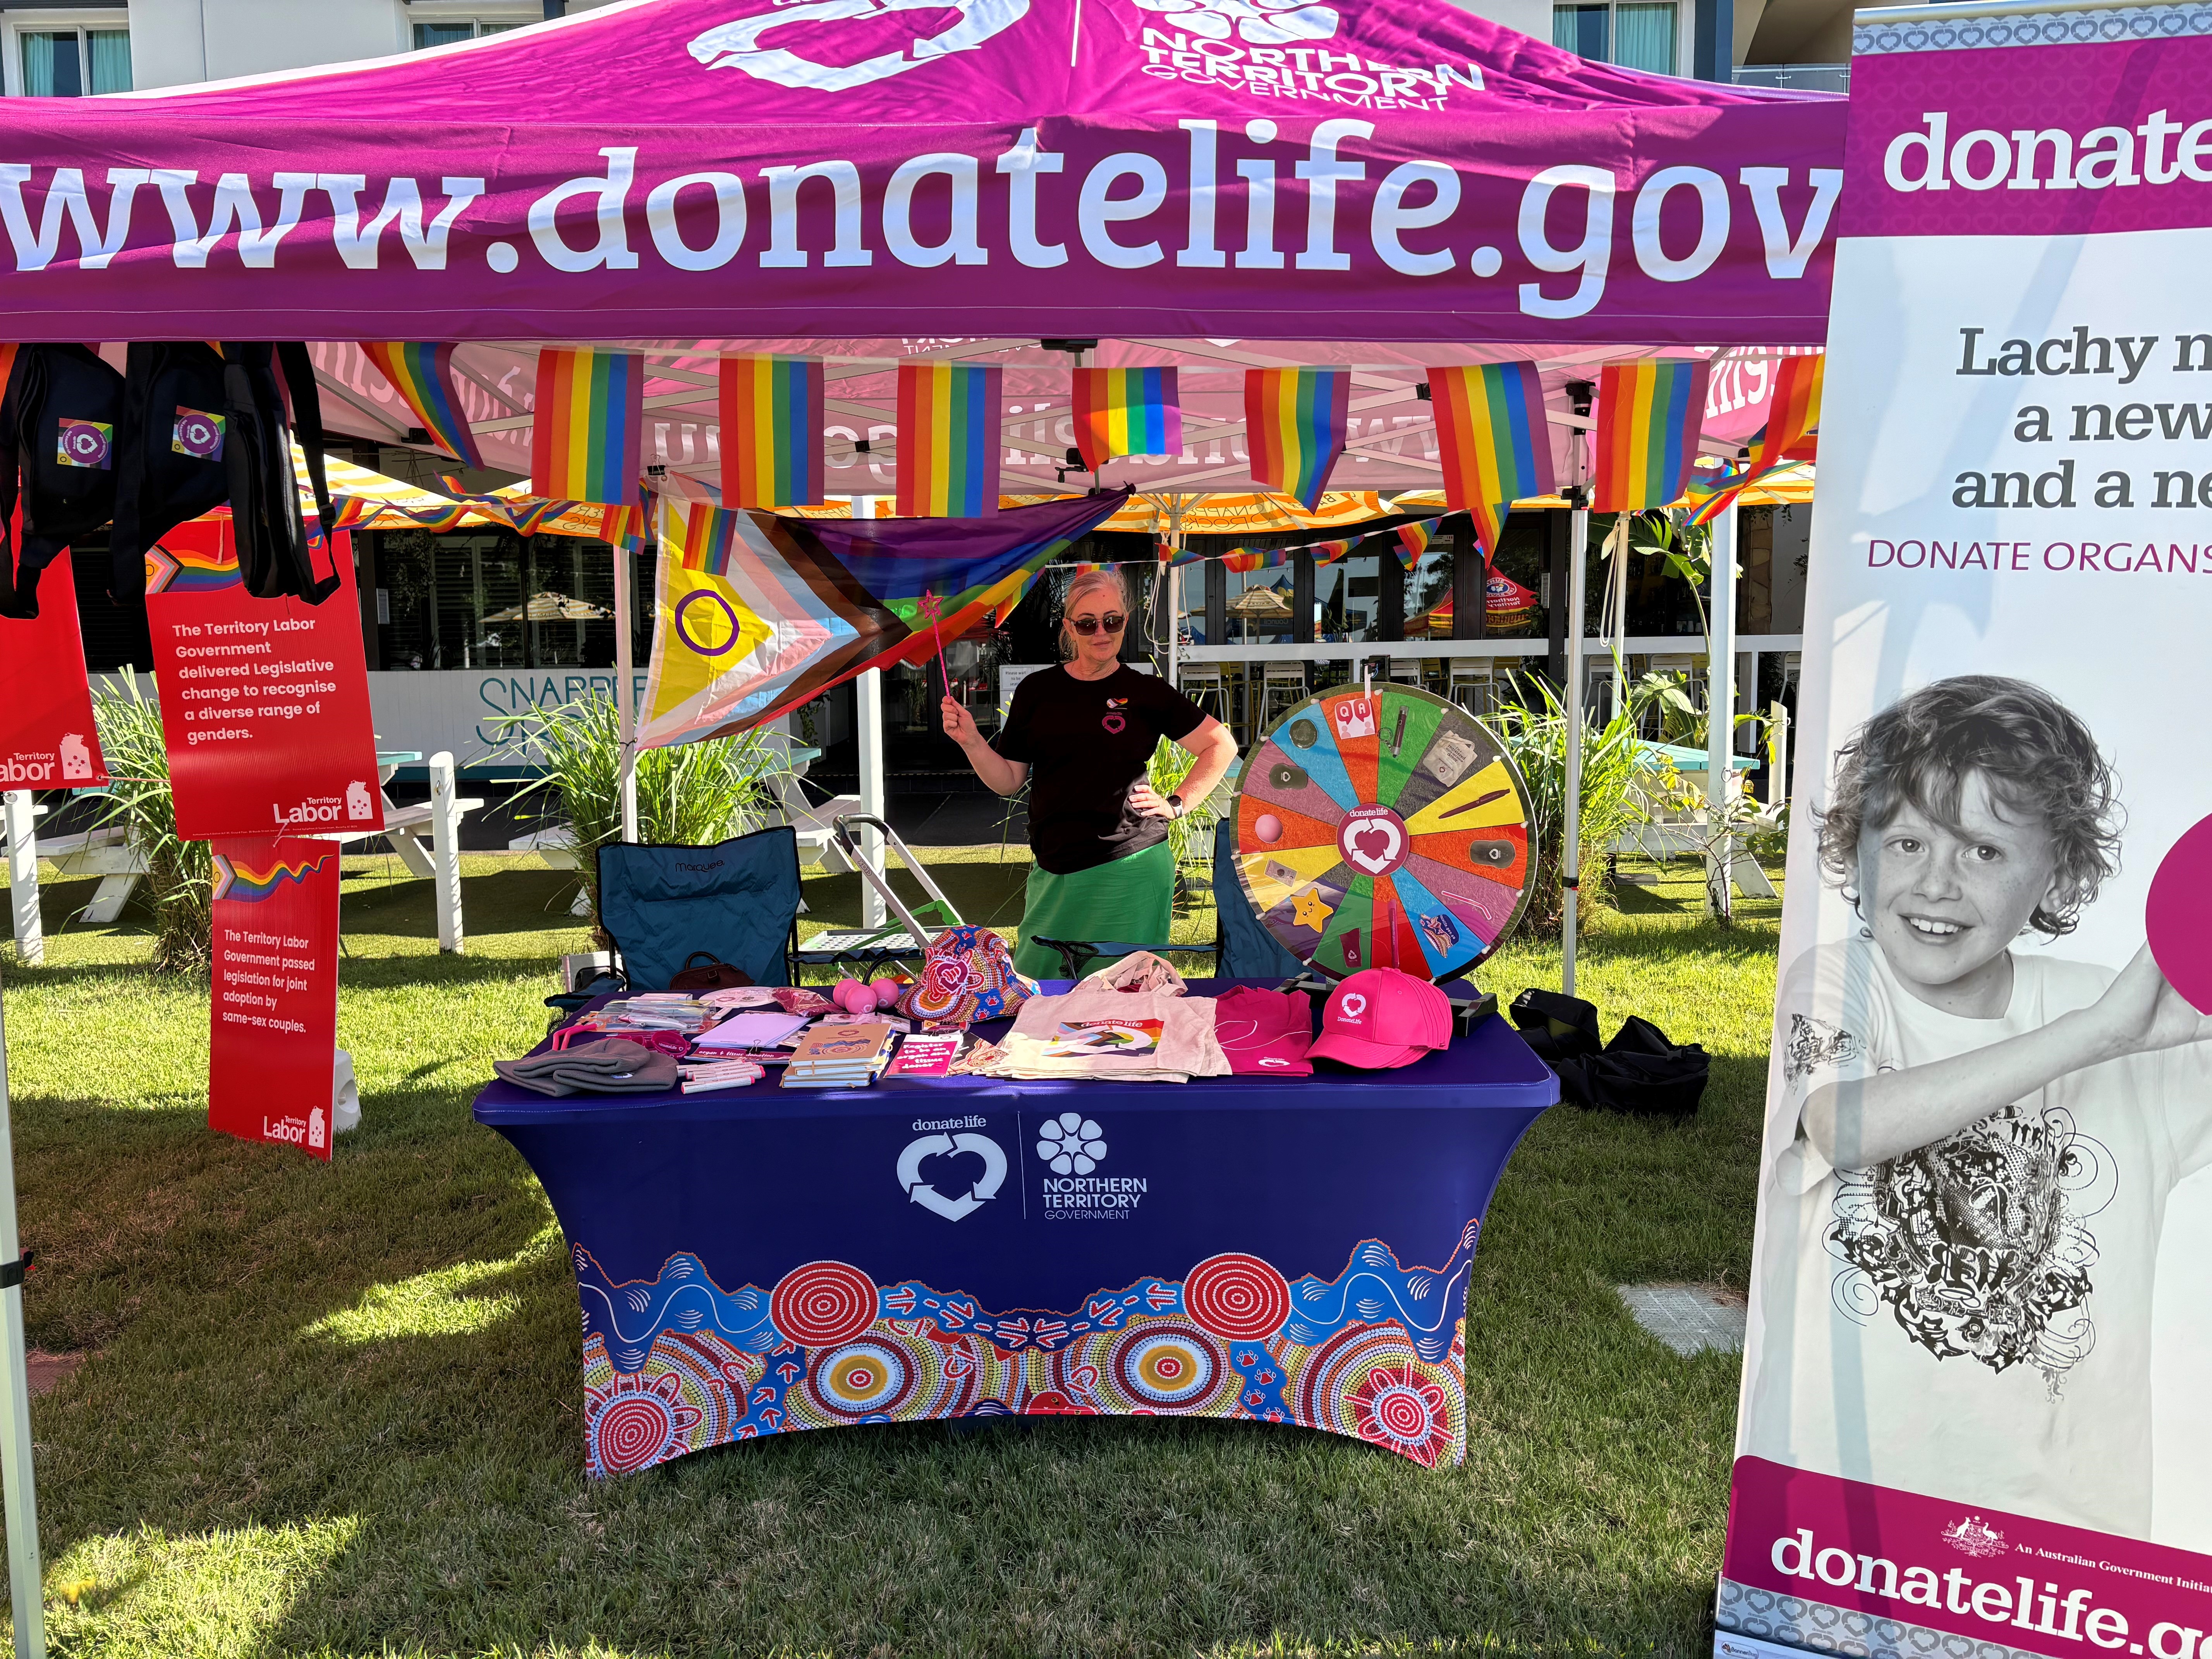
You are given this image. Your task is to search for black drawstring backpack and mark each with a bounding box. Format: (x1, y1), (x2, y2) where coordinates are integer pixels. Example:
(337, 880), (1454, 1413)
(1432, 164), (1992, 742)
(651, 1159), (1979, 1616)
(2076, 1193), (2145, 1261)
(110, 341), (336, 610)
(1509, 988), (1712, 1118)
(0, 343), (127, 620)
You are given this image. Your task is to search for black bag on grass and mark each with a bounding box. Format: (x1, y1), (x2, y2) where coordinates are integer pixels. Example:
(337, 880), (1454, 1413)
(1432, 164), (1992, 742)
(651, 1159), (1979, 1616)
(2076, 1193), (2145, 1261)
(1510, 991), (1710, 1118)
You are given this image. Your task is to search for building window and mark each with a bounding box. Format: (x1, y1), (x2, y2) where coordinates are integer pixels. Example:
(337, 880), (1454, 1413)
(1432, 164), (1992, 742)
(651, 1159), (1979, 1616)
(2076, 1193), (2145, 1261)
(412, 20), (530, 49)
(18, 27), (130, 96)
(1553, 2), (1676, 74)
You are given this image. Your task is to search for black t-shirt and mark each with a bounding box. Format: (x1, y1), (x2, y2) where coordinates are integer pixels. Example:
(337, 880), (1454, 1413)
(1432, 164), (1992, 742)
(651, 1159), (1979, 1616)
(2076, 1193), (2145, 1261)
(992, 665), (1209, 875)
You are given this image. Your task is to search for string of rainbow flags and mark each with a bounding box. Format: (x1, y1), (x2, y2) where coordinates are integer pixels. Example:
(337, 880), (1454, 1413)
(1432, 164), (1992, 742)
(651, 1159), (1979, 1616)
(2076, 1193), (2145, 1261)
(332, 347), (1819, 560)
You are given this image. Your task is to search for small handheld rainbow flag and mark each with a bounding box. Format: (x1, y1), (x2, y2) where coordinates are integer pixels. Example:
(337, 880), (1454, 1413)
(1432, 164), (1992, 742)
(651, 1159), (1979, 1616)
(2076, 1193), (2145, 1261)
(1592, 359), (1711, 515)
(1072, 367), (1181, 470)
(896, 362), (1001, 518)
(1429, 362), (1557, 561)
(721, 356), (825, 508)
(1245, 369), (1349, 510)
(531, 347), (644, 509)
(361, 342), (484, 470)
(1685, 354), (1824, 524)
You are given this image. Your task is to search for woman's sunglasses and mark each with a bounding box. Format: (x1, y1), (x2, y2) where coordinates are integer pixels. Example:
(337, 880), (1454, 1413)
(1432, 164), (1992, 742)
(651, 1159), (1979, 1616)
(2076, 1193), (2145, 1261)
(1068, 613), (1126, 636)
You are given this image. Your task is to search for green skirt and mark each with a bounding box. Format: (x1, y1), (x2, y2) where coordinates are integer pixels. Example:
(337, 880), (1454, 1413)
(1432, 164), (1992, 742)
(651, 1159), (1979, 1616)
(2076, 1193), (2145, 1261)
(1015, 838), (1176, 980)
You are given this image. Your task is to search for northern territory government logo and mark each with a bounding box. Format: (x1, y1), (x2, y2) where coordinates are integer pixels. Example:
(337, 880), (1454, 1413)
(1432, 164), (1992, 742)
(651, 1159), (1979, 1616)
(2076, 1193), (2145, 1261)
(1034, 1111), (1149, 1221)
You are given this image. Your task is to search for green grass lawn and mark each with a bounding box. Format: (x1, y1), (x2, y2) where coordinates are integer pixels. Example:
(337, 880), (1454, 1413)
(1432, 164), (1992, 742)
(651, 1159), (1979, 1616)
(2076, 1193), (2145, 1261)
(0, 848), (1781, 1658)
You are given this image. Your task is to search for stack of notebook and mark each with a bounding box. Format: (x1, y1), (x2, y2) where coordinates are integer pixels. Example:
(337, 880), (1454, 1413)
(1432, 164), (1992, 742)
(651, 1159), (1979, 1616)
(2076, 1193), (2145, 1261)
(781, 1022), (897, 1089)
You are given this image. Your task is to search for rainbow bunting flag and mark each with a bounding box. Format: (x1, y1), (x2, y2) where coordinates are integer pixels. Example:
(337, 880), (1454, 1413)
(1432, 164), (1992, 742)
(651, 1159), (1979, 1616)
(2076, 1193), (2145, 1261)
(1592, 359), (1711, 515)
(721, 356), (826, 508)
(1393, 519), (1435, 566)
(1686, 354), (1824, 524)
(1072, 367), (1182, 469)
(531, 347), (645, 509)
(1245, 369), (1350, 510)
(1429, 362), (1556, 562)
(896, 362), (1001, 518)
(361, 342), (484, 470)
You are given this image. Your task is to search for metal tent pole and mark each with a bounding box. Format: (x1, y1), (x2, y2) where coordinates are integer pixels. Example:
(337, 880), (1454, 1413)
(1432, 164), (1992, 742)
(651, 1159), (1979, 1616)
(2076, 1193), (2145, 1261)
(0, 979), (45, 1659)
(613, 541), (639, 843)
(1561, 381), (1594, 997)
(1705, 505), (1739, 920)
(857, 667), (887, 930)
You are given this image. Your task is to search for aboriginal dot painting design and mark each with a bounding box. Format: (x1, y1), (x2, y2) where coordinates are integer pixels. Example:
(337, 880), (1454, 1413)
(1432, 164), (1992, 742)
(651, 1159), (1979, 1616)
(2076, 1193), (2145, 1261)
(1231, 683), (1534, 980)
(569, 1221), (1482, 1477)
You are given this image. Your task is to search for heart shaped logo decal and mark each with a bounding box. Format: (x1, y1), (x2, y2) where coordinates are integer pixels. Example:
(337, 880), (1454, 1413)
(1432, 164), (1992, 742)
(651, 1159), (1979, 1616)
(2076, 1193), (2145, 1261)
(1102, 714), (1127, 734)
(1338, 806), (1408, 877)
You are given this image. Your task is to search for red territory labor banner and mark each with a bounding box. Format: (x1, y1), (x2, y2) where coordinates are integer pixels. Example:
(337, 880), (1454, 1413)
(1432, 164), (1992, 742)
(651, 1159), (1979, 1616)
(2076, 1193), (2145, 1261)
(144, 518), (382, 841)
(0, 548), (108, 790)
(209, 836), (338, 1161)
(1720, 4), (2212, 1657)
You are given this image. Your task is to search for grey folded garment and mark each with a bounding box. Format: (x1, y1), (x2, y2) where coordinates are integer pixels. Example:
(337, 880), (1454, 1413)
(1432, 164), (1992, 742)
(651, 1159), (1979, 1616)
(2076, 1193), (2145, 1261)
(495, 1038), (681, 1097)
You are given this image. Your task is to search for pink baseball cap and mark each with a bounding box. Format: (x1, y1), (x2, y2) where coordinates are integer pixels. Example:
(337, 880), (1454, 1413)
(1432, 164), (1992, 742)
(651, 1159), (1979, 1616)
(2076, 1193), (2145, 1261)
(1309, 969), (1454, 1070)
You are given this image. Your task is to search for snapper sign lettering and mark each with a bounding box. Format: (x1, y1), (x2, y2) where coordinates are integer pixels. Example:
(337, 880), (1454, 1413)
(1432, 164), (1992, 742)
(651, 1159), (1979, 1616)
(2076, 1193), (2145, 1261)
(0, 0), (1844, 345)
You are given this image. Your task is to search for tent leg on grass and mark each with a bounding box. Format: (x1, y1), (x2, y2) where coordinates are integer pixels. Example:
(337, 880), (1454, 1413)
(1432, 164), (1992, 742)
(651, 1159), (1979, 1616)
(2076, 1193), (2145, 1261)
(1705, 508), (1738, 921)
(0, 984), (45, 1659)
(1561, 423), (1592, 998)
(3, 794), (38, 968)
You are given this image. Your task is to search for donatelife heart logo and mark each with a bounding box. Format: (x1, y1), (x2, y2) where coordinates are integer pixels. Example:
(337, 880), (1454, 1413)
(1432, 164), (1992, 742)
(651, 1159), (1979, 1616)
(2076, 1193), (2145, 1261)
(1339, 806), (1408, 876)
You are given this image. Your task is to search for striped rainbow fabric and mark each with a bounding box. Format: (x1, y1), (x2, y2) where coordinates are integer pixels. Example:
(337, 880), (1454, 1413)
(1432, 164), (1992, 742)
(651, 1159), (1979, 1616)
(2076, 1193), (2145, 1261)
(212, 850), (329, 903)
(1593, 359), (1711, 515)
(1072, 367), (1181, 469)
(1429, 362), (1557, 559)
(1686, 354), (1823, 524)
(896, 363), (1001, 517)
(531, 348), (645, 508)
(1245, 369), (1349, 510)
(361, 343), (483, 470)
(721, 356), (825, 508)
(1393, 519), (1433, 565)
(665, 499), (747, 579)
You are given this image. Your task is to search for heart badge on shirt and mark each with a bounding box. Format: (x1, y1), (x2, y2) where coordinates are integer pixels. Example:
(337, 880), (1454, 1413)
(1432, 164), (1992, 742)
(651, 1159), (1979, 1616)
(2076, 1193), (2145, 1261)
(1103, 714), (1126, 733)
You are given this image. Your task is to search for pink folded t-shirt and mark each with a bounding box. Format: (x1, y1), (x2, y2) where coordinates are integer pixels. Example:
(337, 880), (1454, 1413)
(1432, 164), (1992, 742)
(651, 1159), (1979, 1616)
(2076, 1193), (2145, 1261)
(1212, 986), (1315, 1077)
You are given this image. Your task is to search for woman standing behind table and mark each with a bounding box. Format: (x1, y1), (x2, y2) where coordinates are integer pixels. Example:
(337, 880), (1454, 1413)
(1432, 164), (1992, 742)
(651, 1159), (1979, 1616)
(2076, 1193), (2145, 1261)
(941, 569), (1238, 979)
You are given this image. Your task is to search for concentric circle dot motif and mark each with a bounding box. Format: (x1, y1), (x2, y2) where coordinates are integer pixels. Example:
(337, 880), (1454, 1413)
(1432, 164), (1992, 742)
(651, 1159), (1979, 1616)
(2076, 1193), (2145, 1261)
(1124, 1333), (1214, 1404)
(1036, 1111), (1107, 1176)
(591, 1393), (676, 1475)
(1367, 1376), (1439, 1446)
(769, 1259), (879, 1348)
(817, 1341), (907, 1414)
(1183, 1252), (1293, 1341)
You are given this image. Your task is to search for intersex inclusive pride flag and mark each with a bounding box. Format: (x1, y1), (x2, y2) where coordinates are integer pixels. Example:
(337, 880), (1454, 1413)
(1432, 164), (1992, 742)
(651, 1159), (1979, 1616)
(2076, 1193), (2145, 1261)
(1685, 353), (1824, 525)
(1429, 362), (1558, 559)
(531, 347), (644, 508)
(896, 362), (1001, 518)
(1072, 367), (1182, 469)
(1245, 368), (1350, 510)
(721, 356), (826, 508)
(360, 343), (483, 471)
(1592, 359), (1711, 514)
(641, 489), (1128, 748)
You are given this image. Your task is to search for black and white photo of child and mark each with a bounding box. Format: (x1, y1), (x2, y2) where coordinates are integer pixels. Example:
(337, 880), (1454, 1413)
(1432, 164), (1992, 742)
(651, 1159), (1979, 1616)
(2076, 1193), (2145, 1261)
(1741, 675), (2212, 1537)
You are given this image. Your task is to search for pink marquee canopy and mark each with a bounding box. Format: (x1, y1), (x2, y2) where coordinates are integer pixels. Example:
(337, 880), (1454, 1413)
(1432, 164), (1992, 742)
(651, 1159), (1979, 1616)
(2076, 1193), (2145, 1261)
(0, 0), (1845, 494)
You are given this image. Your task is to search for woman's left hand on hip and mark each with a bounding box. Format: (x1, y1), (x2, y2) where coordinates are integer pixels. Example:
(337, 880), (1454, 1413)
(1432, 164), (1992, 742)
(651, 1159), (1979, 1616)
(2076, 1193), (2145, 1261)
(1128, 784), (1176, 820)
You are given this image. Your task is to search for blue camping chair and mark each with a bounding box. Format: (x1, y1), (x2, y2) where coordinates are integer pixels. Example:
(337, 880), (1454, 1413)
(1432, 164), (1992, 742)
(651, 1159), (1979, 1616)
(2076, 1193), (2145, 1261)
(594, 826), (804, 991)
(1213, 817), (1304, 980)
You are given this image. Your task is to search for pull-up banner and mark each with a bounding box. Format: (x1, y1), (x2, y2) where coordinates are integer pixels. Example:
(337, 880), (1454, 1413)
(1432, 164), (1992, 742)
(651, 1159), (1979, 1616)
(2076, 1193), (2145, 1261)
(144, 520), (383, 842)
(1720, 5), (2212, 1656)
(0, 549), (106, 789)
(209, 835), (339, 1160)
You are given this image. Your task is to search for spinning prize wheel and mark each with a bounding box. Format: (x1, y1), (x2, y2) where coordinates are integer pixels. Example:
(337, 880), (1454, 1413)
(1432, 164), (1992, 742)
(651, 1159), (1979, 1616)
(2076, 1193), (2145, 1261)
(1230, 684), (1535, 981)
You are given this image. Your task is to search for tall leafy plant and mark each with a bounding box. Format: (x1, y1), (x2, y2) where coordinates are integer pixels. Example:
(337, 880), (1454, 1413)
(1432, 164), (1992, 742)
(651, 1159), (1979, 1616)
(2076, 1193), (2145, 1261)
(502, 694), (793, 923)
(1483, 677), (1655, 935)
(1148, 736), (1225, 907)
(89, 680), (215, 975)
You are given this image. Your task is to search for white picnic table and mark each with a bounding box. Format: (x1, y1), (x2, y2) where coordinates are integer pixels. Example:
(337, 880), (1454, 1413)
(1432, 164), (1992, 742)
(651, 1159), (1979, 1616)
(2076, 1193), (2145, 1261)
(4, 750), (483, 963)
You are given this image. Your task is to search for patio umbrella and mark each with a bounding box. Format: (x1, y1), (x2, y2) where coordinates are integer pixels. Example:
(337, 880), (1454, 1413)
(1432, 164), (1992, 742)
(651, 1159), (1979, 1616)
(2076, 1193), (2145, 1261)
(481, 591), (613, 623)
